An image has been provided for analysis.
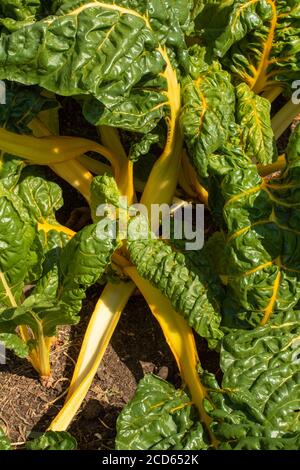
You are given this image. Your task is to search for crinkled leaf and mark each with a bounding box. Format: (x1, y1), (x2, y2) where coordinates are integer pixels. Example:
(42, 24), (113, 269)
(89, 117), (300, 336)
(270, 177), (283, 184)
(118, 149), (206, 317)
(33, 230), (68, 300)
(195, 0), (300, 94)
(181, 61), (235, 178)
(90, 174), (122, 223)
(127, 217), (223, 347)
(0, 183), (36, 304)
(116, 374), (209, 450)
(236, 82), (276, 164)
(116, 310), (300, 450)
(0, 0), (42, 32)
(0, 219), (117, 343)
(210, 124), (300, 325)
(129, 131), (160, 162)
(58, 222), (118, 316)
(18, 176), (64, 226)
(0, 0), (188, 132)
(213, 0), (272, 58)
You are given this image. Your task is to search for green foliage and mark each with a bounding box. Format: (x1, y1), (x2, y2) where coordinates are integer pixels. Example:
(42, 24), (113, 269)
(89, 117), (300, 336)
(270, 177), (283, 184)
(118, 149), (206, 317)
(236, 83), (277, 164)
(26, 431), (77, 450)
(127, 216), (223, 347)
(193, 0), (300, 94)
(0, 0), (299, 452)
(0, 428), (11, 450)
(0, 165), (117, 358)
(210, 125), (300, 326)
(116, 310), (300, 450)
(181, 60), (236, 177)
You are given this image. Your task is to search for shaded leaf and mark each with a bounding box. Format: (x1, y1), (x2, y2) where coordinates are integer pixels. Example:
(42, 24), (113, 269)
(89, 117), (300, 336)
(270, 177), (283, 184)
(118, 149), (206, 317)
(26, 431), (77, 450)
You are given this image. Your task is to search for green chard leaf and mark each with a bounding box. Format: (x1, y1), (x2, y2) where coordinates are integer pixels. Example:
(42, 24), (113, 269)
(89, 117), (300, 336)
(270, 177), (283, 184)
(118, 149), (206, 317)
(90, 174), (123, 223)
(0, 428), (11, 450)
(181, 60), (236, 178)
(0, 1), (189, 132)
(210, 124), (300, 326)
(0, 332), (29, 357)
(194, 0), (300, 95)
(127, 217), (224, 348)
(116, 374), (209, 450)
(58, 222), (118, 319)
(26, 431), (77, 450)
(0, 0), (42, 32)
(116, 310), (300, 450)
(128, 131), (161, 162)
(236, 82), (277, 164)
(0, 166), (118, 359)
(0, 181), (36, 305)
(0, 218), (118, 355)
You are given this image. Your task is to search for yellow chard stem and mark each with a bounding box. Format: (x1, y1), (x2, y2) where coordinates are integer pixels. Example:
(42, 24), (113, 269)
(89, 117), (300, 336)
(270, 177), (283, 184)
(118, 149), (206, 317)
(99, 126), (127, 163)
(124, 266), (218, 448)
(33, 322), (51, 378)
(272, 100), (300, 139)
(48, 281), (135, 431)
(141, 46), (183, 220)
(0, 272), (44, 376)
(77, 154), (146, 193)
(0, 127), (116, 165)
(181, 150), (209, 205)
(99, 125), (135, 204)
(77, 154), (112, 176)
(0, 123), (123, 203)
(261, 86), (283, 103)
(51, 160), (93, 203)
(29, 117), (93, 203)
(257, 154), (286, 176)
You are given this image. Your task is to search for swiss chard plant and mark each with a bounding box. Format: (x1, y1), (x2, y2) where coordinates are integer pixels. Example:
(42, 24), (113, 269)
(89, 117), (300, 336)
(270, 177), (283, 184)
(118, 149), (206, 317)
(0, 0), (299, 450)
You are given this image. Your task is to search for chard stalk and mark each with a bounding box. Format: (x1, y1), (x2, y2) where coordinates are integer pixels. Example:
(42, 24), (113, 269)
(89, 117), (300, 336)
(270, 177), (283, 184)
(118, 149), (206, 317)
(77, 154), (145, 193)
(141, 46), (183, 220)
(257, 154), (286, 176)
(0, 272), (49, 377)
(272, 100), (300, 139)
(124, 266), (218, 448)
(29, 117), (93, 202)
(50, 160), (93, 203)
(98, 125), (135, 204)
(0, 127), (116, 166)
(261, 86), (283, 103)
(33, 322), (51, 378)
(77, 155), (111, 176)
(48, 281), (135, 431)
(181, 150), (209, 205)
